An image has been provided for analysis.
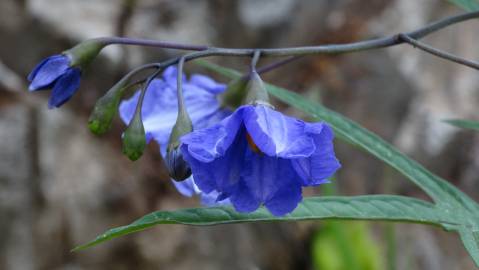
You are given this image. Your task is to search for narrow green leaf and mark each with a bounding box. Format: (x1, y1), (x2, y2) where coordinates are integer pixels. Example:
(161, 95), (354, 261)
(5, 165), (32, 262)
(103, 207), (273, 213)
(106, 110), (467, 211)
(443, 119), (479, 131)
(458, 228), (479, 266)
(197, 60), (478, 213)
(74, 195), (450, 251)
(448, 0), (479, 11)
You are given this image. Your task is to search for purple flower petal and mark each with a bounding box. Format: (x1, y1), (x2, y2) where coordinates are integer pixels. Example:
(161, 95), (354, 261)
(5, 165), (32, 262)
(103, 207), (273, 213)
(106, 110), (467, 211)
(48, 68), (81, 108)
(230, 179), (261, 213)
(292, 123), (341, 186)
(232, 150), (302, 215)
(243, 105), (316, 158)
(28, 57), (52, 82)
(181, 110), (243, 162)
(263, 176), (302, 216)
(181, 122), (247, 194)
(29, 55), (71, 91)
(189, 74), (227, 94)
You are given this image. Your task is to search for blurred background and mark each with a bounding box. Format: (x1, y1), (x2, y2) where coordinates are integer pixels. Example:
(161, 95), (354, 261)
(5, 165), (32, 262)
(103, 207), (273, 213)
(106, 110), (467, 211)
(1, 0), (479, 269)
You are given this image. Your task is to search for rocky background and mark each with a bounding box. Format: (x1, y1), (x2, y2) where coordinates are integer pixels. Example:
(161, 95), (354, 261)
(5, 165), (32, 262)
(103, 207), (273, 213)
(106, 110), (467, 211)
(0, 0), (478, 269)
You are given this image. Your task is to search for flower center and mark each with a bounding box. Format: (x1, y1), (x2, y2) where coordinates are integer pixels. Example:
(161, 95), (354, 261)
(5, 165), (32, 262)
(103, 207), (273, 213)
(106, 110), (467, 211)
(246, 132), (262, 154)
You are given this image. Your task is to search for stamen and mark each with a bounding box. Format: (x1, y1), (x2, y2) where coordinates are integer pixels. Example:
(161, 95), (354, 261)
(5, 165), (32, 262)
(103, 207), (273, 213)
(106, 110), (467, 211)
(246, 132), (262, 154)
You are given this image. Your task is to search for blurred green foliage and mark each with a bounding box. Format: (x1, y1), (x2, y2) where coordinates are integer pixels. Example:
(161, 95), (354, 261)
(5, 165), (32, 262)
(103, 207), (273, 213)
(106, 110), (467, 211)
(312, 221), (385, 270)
(448, 0), (479, 11)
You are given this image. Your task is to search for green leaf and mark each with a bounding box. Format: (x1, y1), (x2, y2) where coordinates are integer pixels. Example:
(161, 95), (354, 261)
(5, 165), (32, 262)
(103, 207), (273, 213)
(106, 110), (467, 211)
(74, 195), (451, 251)
(443, 119), (479, 132)
(197, 60), (478, 213)
(448, 0), (479, 11)
(459, 228), (479, 266)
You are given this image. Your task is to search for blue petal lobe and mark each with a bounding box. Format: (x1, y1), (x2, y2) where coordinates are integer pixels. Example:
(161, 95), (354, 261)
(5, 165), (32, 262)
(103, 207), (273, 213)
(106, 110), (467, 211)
(264, 176), (302, 216)
(181, 109), (243, 162)
(235, 150), (302, 216)
(292, 123), (341, 185)
(230, 179), (261, 213)
(29, 55), (70, 91)
(244, 105), (316, 158)
(28, 57), (51, 82)
(180, 124), (247, 195)
(48, 68), (81, 108)
(189, 74), (227, 94)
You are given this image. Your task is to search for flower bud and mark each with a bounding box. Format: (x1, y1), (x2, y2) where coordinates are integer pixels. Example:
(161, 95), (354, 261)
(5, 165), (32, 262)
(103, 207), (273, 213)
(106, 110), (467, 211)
(220, 77), (248, 109)
(166, 101), (193, 180)
(245, 71), (270, 106)
(166, 147), (192, 181)
(122, 110), (146, 161)
(88, 82), (124, 135)
(64, 39), (106, 69)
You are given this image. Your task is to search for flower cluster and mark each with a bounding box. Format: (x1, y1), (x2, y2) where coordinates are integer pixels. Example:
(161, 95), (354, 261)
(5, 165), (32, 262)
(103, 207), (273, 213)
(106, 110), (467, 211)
(28, 51), (341, 216)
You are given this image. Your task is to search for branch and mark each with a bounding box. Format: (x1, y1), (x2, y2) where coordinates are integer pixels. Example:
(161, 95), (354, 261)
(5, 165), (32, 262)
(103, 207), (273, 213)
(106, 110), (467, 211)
(107, 10), (479, 76)
(97, 10), (479, 56)
(398, 33), (479, 70)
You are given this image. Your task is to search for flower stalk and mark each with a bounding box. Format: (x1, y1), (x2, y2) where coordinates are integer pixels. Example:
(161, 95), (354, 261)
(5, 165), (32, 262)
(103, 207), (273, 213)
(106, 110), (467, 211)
(166, 57), (193, 181)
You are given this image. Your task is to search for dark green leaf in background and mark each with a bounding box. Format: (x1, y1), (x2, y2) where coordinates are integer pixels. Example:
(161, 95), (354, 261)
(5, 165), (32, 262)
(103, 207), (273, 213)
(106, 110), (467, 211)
(443, 119), (479, 131)
(449, 0), (479, 11)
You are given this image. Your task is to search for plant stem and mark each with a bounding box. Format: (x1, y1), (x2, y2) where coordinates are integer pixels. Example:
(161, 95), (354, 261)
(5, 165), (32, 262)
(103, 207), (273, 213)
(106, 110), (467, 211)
(96, 37), (209, 51)
(102, 10), (479, 79)
(398, 33), (479, 70)
(96, 11), (479, 57)
(250, 50), (261, 72)
(176, 56), (190, 120)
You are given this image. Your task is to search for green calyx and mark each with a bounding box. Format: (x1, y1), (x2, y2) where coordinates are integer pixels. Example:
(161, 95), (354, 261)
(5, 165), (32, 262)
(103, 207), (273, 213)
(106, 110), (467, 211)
(122, 110), (146, 161)
(64, 39), (106, 69)
(167, 110), (193, 151)
(88, 81), (125, 135)
(244, 71), (271, 106)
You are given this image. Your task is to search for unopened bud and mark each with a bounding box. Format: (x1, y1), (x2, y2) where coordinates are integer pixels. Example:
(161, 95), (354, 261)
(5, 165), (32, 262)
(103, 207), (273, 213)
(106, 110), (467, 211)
(122, 110), (146, 161)
(166, 147), (192, 181)
(166, 101), (193, 180)
(88, 82), (124, 135)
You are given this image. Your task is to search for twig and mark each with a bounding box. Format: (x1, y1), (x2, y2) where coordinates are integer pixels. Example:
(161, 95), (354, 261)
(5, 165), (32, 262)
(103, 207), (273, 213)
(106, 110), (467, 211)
(398, 33), (479, 70)
(96, 10), (479, 56)
(255, 56), (302, 76)
(250, 50), (261, 72)
(103, 11), (479, 76)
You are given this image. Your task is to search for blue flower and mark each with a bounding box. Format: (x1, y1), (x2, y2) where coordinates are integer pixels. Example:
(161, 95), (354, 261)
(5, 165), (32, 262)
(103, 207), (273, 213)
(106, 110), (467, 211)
(28, 54), (81, 108)
(119, 66), (231, 203)
(180, 104), (341, 216)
